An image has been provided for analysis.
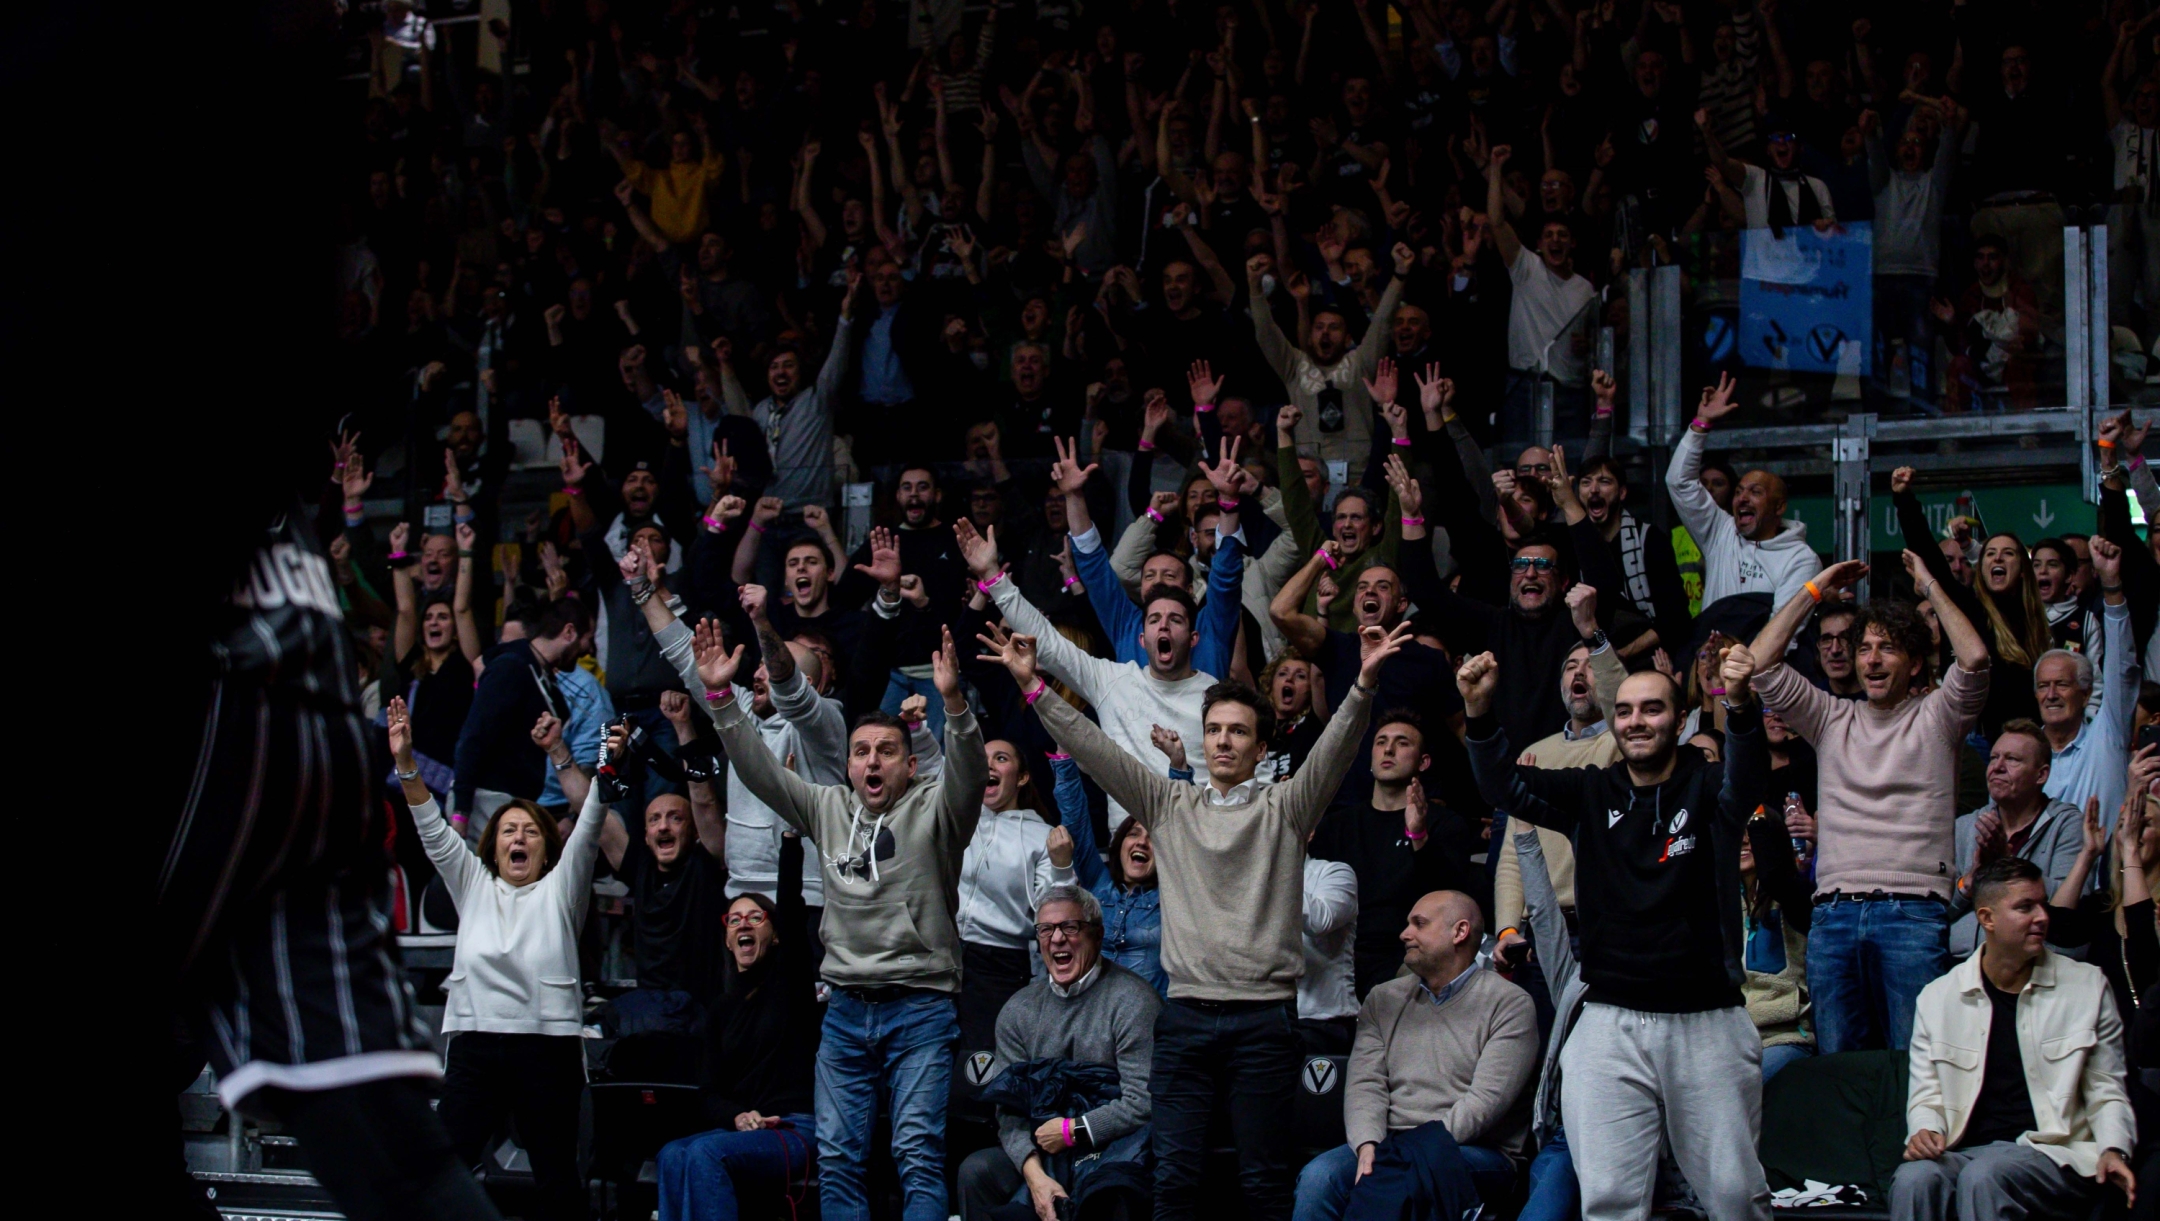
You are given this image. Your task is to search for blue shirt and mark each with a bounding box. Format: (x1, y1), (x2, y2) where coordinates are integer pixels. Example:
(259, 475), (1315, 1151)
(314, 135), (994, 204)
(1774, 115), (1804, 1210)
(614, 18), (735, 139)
(859, 305), (914, 405)
(2043, 600), (2136, 837)
(1069, 523), (1243, 680)
(540, 663), (617, 807)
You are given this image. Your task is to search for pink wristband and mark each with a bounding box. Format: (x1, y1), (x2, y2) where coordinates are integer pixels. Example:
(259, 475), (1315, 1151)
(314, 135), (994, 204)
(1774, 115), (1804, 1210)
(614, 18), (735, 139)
(1402, 516), (1425, 527)
(1062, 1118), (1074, 1148)
(1316, 547), (1339, 570)
(1391, 436), (1413, 446)
(387, 550), (409, 560)
(343, 503), (364, 513)
(1062, 575), (1080, 589)
(1216, 496), (1240, 510)
(977, 571), (1007, 593)
(748, 520), (766, 533)
(1024, 681), (1050, 705)
(563, 485), (585, 496)
(1145, 507), (1165, 523)
(1406, 828), (1428, 842)
(1193, 401), (1215, 413)
(1046, 751), (1072, 761)
(1594, 406), (1615, 418)
(702, 515), (722, 530)
(705, 688), (731, 703)
(1690, 417), (1710, 432)
(2131, 456), (2148, 472)
(1137, 439), (1156, 451)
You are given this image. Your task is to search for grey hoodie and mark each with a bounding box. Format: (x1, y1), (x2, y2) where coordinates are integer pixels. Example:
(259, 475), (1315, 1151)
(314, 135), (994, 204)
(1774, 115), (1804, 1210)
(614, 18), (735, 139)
(1949, 797), (2087, 957)
(1666, 427), (1818, 609)
(662, 617), (989, 993)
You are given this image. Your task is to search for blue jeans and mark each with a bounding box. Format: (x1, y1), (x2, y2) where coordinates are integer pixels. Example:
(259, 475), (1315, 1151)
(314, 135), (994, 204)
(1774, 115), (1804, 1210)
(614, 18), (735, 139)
(656, 1112), (817, 1221)
(815, 989), (960, 1221)
(880, 671), (946, 741)
(1761, 1042), (1815, 1082)
(1518, 1130), (1579, 1221)
(1293, 1129), (1514, 1221)
(1807, 895), (1949, 1054)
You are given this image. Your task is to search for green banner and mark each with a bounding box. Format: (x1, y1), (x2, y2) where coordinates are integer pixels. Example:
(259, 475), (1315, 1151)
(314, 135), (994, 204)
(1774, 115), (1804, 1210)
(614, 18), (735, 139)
(1782, 484), (2094, 551)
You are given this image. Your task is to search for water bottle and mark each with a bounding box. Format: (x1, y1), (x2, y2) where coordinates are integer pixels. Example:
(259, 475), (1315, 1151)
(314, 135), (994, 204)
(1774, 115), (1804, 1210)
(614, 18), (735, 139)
(1784, 791), (1808, 866)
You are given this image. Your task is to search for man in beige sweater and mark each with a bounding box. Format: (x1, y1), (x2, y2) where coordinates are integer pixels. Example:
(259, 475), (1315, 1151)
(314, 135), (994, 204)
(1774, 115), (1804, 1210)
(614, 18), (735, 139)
(978, 619), (1410, 1221)
(1748, 551), (1991, 1056)
(1294, 890), (1540, 1221)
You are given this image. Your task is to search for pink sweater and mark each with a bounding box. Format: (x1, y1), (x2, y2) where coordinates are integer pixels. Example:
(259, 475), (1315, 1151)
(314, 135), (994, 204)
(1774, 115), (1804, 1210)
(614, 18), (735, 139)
(1753, 660), (1989, 900)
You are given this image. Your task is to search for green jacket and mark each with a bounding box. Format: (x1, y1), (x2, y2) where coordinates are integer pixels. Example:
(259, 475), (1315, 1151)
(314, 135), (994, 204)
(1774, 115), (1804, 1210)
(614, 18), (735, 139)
(1277, 441), (1402, 634)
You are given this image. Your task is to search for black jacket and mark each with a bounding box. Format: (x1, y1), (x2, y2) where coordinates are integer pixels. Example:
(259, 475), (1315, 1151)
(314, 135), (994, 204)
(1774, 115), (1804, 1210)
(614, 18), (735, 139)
(452, 638), (567, 812)
(1466, 702), (1769, 1013)
(703, 834), (819, 1120)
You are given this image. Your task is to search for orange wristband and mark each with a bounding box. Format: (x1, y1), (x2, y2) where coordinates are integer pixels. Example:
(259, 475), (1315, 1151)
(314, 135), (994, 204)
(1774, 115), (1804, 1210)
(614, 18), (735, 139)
(2099, 438), (2118, 449)
(1803, 581), (1823, 603)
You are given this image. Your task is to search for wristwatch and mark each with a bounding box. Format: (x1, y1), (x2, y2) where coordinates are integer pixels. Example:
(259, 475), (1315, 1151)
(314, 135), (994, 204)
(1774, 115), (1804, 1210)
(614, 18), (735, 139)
(1581, 628), (1609, 653)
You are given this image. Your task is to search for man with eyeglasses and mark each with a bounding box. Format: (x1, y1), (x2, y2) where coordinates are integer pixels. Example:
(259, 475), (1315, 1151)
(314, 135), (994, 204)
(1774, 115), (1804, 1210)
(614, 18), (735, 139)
(955, 884), (1163, 1221)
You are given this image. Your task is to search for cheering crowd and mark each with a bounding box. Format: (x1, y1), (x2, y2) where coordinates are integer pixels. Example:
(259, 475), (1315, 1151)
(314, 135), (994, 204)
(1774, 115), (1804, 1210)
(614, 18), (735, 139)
(165, 1), (2160, 1220)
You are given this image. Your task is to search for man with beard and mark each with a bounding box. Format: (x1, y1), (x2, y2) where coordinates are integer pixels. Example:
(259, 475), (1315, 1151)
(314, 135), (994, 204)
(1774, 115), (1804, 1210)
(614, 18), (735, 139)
(1748, 553), (1991, 1055)
(1490, 594), (1628, 984)
(635, 576), (849, 918)
(1275, 402), (1400, 634)
(1702, 113), (1837, 235)
(1463, 640), (1776, 1221)
(1249, 244), (1413, 483)
(1579, 371), (1692, 654)
(959, 516), (1220, 836)
(688, 617), (987, 1221)
(747, 516), (904, 720)
(1668, 373), (1818, 608)
(597, 783), (732, 1010)
(849, 466), (971, 736)
(1310, 713), (1488, 998)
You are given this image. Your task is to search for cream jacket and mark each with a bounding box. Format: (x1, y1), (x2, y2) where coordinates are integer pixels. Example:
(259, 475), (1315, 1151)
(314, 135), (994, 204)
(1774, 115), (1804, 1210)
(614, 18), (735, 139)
(1906, 945), (2136, 1177)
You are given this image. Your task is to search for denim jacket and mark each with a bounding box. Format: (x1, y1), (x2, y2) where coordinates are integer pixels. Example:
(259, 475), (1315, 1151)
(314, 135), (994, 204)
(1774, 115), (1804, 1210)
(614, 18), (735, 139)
(1038, 756), (1166, 996)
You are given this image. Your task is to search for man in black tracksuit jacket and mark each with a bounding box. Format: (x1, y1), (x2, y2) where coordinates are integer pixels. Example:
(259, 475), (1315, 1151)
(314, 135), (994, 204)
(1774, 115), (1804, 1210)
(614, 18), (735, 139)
(1459, 642), (1776, 1221)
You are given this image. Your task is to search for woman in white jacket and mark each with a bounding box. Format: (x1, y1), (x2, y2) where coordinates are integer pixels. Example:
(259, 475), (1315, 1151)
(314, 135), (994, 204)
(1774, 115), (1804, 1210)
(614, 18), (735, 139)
(389, 696), (606, 1221)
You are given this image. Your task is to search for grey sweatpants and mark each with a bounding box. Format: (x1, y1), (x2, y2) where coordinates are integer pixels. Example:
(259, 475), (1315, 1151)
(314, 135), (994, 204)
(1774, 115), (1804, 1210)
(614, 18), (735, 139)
(1559, 1003), (1770, 1221)
(1891, 1141), (2095, 1221)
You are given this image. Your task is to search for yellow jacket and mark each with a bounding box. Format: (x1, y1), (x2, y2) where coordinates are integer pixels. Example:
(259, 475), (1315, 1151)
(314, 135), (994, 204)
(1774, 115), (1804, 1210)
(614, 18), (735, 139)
(625, 152), (724, 245)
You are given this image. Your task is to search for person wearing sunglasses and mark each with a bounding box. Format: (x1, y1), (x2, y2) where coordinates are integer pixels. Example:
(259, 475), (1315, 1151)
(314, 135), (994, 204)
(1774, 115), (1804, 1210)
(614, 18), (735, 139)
(955, 885), (1164, 1221)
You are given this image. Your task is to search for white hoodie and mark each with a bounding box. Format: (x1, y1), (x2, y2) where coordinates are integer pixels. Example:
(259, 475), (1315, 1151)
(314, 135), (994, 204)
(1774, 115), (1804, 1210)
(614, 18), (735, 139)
(1666, 427), (1819, 608)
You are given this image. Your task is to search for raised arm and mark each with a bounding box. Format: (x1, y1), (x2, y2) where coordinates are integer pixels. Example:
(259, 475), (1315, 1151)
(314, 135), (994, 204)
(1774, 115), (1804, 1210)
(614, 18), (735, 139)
(982, 624), (1175, 824)
(694, 620), (825, 838)
(1042, 753), (1107, 892)
(1268, 542), (1336, 656)
(1665, 374), (1740, 542)
(388, 696), (485, 897)
(1750, 558), (1866, 661)
(388, 521), (418, 662)
(1486, 145), (1522, 267)
(450, 522), (486, 662)
(962, 517), (1115, 706)
(1901, 548), (1988, 672)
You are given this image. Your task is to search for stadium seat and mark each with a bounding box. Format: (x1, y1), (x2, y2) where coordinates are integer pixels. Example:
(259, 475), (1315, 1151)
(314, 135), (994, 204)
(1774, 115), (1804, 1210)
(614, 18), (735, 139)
(1758, 1050), (1906, 1219)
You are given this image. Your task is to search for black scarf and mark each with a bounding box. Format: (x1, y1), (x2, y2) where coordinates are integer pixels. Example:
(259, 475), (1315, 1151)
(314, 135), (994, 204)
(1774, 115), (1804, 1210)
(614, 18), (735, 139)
(1765, 167), (1822, 239)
